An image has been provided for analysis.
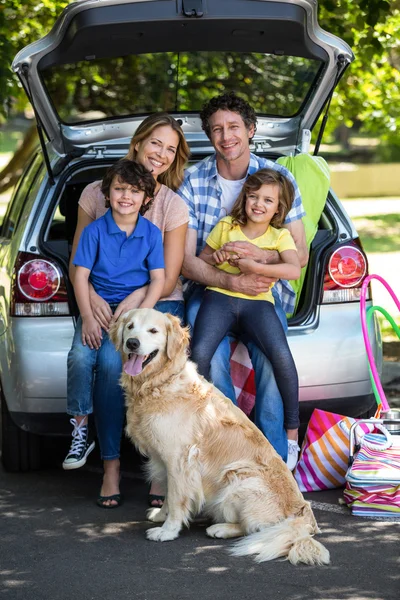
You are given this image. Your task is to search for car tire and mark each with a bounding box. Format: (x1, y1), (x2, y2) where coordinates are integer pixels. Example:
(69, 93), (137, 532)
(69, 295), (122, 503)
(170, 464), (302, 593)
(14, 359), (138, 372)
(1, 388), (41, 472)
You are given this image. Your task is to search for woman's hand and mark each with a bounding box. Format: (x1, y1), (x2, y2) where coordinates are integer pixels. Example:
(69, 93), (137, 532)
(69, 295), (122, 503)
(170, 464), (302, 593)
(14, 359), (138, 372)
(89, 286), (113, 330)
(111, 287), (148, 325)
(81, 315), (103, 349)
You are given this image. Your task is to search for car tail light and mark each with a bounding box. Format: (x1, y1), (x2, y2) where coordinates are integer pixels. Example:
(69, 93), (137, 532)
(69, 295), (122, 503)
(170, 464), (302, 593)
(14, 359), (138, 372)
(322, 240), (370, 304)
(11, 252), (70, 316)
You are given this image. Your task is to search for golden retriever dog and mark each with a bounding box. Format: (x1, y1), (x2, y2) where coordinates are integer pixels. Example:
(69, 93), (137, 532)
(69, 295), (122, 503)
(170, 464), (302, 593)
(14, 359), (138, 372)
(110, 308), (330, 566)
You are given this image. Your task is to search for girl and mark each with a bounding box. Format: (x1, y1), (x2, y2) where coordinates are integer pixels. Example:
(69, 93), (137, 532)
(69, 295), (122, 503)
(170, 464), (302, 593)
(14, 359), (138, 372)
(190, 168), (301, 470)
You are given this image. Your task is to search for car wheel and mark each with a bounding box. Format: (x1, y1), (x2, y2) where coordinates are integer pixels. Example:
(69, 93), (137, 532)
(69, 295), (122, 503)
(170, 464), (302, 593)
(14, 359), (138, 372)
(1, 388), (41, 472)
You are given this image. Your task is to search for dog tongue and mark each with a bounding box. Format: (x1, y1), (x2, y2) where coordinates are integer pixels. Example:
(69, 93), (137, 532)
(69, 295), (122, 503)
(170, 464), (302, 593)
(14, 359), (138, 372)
(124, 354), (145, 376)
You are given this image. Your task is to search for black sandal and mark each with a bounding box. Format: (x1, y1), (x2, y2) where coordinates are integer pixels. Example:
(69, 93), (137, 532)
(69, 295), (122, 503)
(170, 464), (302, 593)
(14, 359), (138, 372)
(96, 493), (123, 509)
(148, 494), (164, 508)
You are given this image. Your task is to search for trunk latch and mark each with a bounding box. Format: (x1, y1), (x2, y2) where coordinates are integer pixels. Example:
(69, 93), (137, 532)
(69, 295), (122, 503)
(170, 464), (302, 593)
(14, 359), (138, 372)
(182, 0), (204, 17)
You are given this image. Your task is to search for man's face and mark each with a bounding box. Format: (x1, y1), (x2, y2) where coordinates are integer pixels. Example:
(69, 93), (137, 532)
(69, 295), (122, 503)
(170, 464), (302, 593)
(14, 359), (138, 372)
(208, 109), (254, 164)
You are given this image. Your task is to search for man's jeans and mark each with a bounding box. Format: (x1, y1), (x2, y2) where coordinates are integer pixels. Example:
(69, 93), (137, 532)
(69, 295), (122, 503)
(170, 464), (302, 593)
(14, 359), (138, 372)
(185, 284), (288, 461)
(67, 300), (185, 460)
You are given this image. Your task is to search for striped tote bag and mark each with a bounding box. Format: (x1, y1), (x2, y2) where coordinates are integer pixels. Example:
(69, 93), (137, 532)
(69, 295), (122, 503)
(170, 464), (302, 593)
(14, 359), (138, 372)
(294, 409), (365, 492)
(343, 431), (400, 517)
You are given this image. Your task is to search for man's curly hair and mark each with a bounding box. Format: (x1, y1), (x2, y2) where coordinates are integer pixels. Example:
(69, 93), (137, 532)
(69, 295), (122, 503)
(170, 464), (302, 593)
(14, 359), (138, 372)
(101, 159), (156, 215)
(200, 92), (258, 139)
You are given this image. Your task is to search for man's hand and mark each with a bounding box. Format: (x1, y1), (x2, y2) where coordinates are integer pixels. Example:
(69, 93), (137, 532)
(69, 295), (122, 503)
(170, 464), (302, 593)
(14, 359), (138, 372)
(89, 287), (113, 330)
(222, 241), (280, 264)
(81, 315), (103, 349)
(231, 272), (277, 296)
(111, 287), (148, 325)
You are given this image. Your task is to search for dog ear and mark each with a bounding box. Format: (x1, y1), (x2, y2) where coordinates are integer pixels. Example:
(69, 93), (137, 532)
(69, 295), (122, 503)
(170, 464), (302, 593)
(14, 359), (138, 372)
(109, 312), (130, 351)
(165, 314), (190, 360)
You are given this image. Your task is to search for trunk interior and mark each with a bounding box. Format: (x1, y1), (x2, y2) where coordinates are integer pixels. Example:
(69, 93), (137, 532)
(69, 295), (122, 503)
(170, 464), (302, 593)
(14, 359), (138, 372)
(42, 157), (338, 323)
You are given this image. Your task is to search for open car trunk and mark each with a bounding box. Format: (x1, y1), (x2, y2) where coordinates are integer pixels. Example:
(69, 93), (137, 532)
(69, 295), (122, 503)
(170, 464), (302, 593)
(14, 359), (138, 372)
(41, 151), (339, 325)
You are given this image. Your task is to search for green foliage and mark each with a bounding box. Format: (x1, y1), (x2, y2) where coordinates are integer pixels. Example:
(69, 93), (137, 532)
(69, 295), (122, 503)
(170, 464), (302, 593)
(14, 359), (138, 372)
(0, 0), (399, 144)
(0, 0), (69, 119)
(42, 51), (319, 121)
(317, 0), (400, 144)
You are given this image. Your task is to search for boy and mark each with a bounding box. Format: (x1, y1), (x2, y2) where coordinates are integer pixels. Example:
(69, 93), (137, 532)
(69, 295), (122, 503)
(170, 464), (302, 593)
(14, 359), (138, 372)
(63, 159), (165, 470)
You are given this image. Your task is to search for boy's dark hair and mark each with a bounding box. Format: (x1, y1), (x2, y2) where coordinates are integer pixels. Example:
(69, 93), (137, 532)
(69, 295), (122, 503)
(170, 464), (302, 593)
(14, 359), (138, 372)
(101, 159), (156, 215)
(231, 168), (295, 229)
(200, 91), (258, 139)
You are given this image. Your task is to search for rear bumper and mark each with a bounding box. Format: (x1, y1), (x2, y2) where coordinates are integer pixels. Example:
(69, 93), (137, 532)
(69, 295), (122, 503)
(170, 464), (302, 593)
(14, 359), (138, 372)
(1, 301), (382, 436)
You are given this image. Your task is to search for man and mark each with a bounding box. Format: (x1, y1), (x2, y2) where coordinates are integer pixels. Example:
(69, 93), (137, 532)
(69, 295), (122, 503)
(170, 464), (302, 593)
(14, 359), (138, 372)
(179, 92), (308, 467)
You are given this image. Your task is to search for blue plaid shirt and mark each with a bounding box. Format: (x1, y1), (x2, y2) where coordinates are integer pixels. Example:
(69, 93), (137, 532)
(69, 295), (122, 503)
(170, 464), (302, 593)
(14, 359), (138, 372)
(178, 153), (306, 314)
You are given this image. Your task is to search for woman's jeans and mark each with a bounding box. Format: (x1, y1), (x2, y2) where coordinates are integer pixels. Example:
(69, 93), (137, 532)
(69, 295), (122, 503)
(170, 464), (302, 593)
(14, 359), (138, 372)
(185, 284), (289, 460)
(67, 300), (185, 460)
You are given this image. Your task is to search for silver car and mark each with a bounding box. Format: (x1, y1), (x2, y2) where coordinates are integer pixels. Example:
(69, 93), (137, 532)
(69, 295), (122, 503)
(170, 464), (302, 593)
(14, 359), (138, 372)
(1, 0), (381, 471)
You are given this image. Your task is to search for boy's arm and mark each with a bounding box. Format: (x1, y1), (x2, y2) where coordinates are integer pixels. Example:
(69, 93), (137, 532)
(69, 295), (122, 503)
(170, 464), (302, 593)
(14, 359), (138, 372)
(138, 269), (165, 309)
(237, 249), (301, 281)
(73, 266), (103, 349)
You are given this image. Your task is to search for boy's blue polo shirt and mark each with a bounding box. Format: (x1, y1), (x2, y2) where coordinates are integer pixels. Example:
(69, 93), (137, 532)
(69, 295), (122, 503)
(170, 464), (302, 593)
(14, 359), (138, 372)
(73, 210), (164, 303)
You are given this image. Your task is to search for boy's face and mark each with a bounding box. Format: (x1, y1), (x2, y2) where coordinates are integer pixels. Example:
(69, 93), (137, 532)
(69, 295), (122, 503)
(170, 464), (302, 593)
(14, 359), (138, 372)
(107, 176), (148, 218)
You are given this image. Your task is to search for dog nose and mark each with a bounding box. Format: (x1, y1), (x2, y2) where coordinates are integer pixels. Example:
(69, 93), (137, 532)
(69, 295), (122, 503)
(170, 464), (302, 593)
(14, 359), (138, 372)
(126, 337), (140, 351)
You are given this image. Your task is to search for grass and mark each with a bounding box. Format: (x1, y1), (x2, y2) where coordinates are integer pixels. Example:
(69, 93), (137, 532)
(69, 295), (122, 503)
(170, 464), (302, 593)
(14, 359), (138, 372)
(352, 213), (400, 253)
(0, 129), (24, 154)
(379, 314), (400, 342)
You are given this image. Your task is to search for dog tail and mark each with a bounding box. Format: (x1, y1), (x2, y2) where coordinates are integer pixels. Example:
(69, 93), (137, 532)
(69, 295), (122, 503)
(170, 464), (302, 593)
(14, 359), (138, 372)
(230, 518), (330, 566)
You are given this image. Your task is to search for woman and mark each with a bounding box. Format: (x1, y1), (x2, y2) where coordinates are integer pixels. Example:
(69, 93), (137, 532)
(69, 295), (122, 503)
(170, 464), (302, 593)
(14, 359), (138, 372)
(65, 113), (190, 508)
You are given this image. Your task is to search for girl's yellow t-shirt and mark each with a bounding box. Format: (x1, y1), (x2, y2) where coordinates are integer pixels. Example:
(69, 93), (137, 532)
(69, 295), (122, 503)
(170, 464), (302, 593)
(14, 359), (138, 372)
(206, 216), (297, 303)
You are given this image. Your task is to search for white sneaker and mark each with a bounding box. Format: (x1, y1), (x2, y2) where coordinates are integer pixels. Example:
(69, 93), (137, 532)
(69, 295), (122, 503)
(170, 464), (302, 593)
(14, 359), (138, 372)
(63, 418), (95, 470)
(286, 439), (300, 471)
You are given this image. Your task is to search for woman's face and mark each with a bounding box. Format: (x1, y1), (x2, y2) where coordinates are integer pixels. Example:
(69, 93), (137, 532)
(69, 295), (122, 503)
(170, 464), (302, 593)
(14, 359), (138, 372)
(134, 125), (179, 180)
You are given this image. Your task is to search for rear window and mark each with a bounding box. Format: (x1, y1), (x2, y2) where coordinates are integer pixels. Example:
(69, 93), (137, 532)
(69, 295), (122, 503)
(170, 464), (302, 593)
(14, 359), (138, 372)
(41, 51), (323, 124)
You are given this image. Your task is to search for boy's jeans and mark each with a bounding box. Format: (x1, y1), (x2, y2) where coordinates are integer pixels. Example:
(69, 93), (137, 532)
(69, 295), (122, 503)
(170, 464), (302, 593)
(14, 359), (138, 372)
(67, 300), (185, 460)
(185, 284), (288, 461)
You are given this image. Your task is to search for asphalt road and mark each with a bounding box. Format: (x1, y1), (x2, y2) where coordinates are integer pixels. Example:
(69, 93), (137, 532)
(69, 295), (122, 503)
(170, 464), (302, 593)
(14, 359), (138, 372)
(1, 197), (398, 599)
(1, 445), (399, 600)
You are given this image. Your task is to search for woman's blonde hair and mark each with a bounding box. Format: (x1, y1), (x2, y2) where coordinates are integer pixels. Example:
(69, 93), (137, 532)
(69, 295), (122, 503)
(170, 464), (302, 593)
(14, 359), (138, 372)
(230, 168), (295, 229)
(126, 113), (190, 192)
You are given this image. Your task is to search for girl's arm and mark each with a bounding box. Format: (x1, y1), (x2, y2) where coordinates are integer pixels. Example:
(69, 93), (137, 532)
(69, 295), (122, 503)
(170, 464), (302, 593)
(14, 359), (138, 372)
(70, 206), (113, 330)
(138, 269), (166, 309)
(73, 266), (103, 349)
(111, 223), (188, 322)
(199, 244), (230, 266)
(237, 249), (301, 281)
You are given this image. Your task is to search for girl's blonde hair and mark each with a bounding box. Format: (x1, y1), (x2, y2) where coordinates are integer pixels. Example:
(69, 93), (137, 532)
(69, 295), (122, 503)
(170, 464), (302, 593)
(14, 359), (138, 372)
(126, 113), (190, 192)
(230, 168), (295, 229)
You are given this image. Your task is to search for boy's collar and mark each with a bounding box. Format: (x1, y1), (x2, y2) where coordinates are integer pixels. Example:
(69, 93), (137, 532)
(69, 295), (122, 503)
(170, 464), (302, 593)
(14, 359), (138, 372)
(105, 209), (145, 237)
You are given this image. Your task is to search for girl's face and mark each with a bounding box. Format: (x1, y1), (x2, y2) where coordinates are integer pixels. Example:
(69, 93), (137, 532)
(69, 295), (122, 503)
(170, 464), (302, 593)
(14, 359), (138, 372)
(134, 125), (179, 180)
(245, 183), (280, 225)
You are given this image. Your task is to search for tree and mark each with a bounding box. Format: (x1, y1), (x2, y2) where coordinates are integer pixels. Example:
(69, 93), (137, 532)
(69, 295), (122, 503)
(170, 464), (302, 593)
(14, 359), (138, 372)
(0, 0), (399, 192)
(317, 0), (400, 147)
(0, 0), (69, 120)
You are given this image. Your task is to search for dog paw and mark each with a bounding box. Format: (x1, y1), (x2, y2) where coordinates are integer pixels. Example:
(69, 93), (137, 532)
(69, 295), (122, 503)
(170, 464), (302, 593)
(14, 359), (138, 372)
(206, 523), (243, 539)
(206, 524), (228, 538)
(147, 507), (167, 523)
(146, 526), (179, 542)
